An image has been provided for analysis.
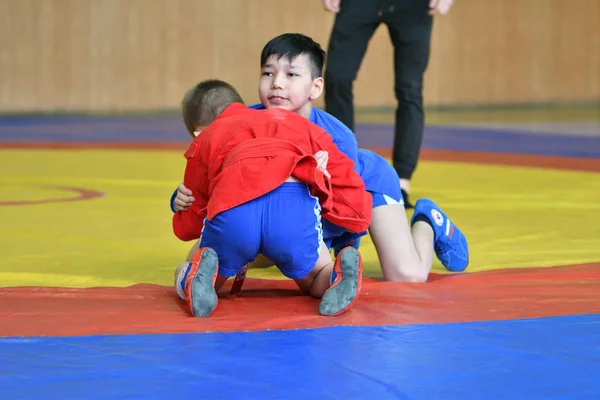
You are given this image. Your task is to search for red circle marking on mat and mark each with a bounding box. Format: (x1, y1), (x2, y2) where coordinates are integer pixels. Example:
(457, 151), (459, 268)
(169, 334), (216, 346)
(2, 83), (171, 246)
(0, 185), (104, 207)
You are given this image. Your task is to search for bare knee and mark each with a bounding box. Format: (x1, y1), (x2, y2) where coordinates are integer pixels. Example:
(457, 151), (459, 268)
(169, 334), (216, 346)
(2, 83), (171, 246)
(383, 267), (428, 283)
(295, 242), (333, 297)
(294, 271), (318, 296)
(403, 271), (428, 283)
(295, 264), (328, 298)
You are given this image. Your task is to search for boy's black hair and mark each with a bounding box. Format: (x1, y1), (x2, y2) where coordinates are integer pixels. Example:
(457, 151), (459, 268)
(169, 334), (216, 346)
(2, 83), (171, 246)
(181, 79), (244, 135)
(260, 33), (326, 78)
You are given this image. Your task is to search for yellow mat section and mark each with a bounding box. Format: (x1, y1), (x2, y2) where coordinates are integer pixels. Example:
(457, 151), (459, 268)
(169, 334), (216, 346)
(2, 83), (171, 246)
(1, 149), (599, 288)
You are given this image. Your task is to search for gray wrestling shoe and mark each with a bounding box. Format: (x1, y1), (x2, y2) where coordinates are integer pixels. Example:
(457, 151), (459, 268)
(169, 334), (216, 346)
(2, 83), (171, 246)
(183, 247), (219, 318)
(319, 247), (363, 316)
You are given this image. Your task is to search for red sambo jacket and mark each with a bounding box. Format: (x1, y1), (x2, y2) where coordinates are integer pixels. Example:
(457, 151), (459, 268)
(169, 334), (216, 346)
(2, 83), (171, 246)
(172, 103), (372, 241)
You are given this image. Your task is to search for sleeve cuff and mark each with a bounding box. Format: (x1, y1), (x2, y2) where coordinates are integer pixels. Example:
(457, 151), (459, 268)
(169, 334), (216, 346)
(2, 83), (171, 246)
(169, 188), (178, 213)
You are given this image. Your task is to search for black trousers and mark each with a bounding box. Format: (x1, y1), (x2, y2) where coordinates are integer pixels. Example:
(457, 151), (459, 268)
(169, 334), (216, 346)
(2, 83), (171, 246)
(324, 0), (433, 180)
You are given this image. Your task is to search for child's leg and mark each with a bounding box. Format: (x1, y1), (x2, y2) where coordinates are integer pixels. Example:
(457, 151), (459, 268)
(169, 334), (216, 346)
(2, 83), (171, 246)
(174, 239), (223, 301)
(353, 149), (434, 281)
(174, 257), (229, 301)
(185, 239), (200, 261)
(261, 183), (362, 316)
(370, 198), (470, 281)
(371, 197), (471, 282)
(318, 246), (362, 316)
(175, 246), (234, 317)
(182, 247), (222, 318)
(358, 148), (468, 280)
(177, 201), (262, 317)
(369, 203), (434, 282)
(173, 238), (201, 298)
(411, 198), (469, 272)
(294, 241), (335, 296)
(293, 242), (363, 316)
(175, 240), (273, 300)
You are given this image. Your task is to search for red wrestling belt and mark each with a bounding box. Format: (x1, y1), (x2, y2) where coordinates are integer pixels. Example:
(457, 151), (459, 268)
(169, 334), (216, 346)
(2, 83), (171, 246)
(230, 263), (248, 295)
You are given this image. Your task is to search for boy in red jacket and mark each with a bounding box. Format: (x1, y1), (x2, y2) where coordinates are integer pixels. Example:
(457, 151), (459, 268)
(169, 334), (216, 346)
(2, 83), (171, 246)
(173, 79), (372, 318)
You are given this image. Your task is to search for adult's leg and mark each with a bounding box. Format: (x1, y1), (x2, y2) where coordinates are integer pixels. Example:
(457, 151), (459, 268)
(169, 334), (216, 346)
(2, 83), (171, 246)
(325, 0), (381, 132)
(385, 2), (433, 202)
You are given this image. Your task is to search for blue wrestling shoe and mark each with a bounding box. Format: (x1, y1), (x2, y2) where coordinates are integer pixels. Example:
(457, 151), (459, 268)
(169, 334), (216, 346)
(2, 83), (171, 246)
(411, 199), (469, 272)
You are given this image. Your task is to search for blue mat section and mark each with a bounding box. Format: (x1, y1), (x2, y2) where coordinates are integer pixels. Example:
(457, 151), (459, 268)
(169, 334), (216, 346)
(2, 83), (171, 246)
(0, 115), (190, 143)
(1, 115), (600, 158)
(1, 315), (598, 400)
(355, 123), (600, 159)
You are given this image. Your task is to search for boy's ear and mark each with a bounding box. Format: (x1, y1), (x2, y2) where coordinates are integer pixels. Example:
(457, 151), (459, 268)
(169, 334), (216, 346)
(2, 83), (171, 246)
(309, 77), (324, 101)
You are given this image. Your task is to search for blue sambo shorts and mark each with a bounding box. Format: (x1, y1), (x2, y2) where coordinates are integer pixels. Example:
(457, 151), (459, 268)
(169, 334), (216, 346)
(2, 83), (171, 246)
(199, 182), (323, 280)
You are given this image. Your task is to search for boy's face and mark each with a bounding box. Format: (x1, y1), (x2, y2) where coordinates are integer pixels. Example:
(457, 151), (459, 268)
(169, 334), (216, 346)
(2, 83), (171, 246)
(258, 54), (323, 119)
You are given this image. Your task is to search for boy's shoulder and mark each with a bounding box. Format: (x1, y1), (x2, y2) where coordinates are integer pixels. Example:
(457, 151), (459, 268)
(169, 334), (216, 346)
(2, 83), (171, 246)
(310, 107), (355, 136)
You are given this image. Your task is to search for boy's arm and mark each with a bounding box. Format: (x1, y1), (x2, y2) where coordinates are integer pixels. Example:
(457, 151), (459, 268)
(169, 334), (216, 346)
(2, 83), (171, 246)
(330, 129), (359, 173)
(172, 142), (209, 241)
(313, 108), (360, 173)
(309, 124), (372, 232)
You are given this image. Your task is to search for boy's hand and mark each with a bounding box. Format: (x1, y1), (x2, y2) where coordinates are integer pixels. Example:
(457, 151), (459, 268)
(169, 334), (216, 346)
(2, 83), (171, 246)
(323, 0), (341, 13)
(174, 183), (195, 211)
(314, 151), (331, 178)
(429, 0), (454, 16)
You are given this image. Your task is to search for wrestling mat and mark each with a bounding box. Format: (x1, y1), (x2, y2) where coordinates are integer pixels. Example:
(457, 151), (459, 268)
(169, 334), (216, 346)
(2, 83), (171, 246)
(1, 111), (598, 399)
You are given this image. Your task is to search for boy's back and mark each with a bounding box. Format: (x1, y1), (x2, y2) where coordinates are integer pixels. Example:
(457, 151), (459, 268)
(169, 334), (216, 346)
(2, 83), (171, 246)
(174, 103), (372, 242)
(200, 103), (326, 167)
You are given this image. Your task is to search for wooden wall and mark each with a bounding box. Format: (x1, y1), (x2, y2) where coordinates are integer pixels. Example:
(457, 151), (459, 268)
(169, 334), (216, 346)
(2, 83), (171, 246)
(0, 0), (598, 113)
